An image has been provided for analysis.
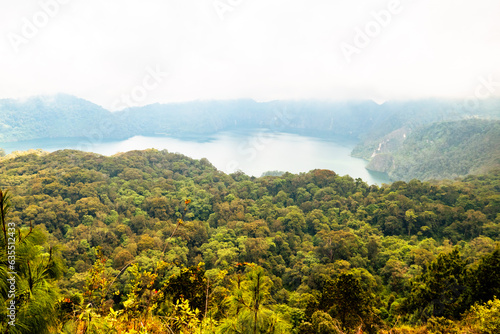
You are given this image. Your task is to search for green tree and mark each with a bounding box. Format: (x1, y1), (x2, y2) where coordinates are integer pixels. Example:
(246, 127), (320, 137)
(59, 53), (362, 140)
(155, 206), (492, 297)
(164, 263), (207, 315)
(320, 272), (372, 331)
(404, 248), (467, 320)
(280, 207), (306, 235)
(311, 310), (338, 334)
(404, 209), (417, 236)
(0, 189), (64, 334)
(466, 246), (500, 306)
(217, 266), (291, 334)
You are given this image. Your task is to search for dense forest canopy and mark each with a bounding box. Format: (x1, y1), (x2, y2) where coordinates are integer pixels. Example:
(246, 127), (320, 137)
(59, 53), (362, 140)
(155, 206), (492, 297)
(0, 149), (499, 333)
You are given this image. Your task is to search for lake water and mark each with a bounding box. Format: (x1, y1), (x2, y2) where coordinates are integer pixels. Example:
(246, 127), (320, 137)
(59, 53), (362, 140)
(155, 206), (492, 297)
(0, 132), (391, 185)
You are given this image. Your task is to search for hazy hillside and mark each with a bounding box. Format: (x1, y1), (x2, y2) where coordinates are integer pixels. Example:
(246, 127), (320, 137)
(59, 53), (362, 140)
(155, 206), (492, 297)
(365, 119), (500, 181)
(3, 95), (499, 144)
(0, 94), (121, 142)
(352, 98), (500, 159)
(0, 96), (380, 142)
(114, 99), (384, 140)
(1, 95), (499, 181)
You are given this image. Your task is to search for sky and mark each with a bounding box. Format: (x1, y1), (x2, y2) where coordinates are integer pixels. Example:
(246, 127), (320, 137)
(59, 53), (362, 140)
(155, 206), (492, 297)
(0, 0), (499, 110)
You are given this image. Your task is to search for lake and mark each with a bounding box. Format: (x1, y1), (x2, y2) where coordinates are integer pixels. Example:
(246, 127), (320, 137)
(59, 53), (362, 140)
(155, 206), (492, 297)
(0, 132), (391, 185)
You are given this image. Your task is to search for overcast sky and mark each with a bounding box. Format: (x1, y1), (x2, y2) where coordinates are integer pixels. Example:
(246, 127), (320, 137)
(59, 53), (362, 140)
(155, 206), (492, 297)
(0, 0), (499, 110)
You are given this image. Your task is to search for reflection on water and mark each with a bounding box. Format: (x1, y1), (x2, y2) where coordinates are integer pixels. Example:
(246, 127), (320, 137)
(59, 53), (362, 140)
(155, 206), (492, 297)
(1, 132), (391, 185)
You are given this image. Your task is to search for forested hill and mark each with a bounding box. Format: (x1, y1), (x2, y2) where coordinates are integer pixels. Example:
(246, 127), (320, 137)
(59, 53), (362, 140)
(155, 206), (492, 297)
(0, 95), (117, 142)
(360, 119), (500, 181)
(0, 149), (499, 333)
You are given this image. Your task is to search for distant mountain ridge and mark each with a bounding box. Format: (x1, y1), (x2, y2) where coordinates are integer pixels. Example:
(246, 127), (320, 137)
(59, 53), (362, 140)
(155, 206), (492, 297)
(0, 94), (499, 181)
(0, 95), (381, 142)
(0, 94), (117, 142)
(1, 95), (499, 143)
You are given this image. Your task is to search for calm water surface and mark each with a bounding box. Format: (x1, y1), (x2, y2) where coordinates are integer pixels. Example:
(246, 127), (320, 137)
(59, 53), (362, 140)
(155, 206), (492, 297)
(1, 132), (391, 185)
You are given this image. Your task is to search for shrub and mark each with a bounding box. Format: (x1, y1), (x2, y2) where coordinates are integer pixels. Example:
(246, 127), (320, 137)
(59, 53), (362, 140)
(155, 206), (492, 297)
(463, 297), (500, 334)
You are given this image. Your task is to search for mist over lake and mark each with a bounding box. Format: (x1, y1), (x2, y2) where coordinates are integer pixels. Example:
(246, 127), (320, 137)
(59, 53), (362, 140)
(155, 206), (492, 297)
(1, 131), (391, 185)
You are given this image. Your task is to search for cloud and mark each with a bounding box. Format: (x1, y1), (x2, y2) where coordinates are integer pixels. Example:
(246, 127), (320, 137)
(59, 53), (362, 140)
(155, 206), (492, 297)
(0, 0), (499, 109)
